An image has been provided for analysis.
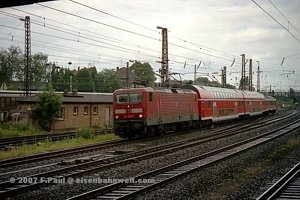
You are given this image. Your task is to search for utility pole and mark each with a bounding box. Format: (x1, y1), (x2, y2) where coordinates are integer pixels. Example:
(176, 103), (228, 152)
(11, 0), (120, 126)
(249, 59), (252, 91)
(241, 54), (246, 90)
(21, 16), (31, 96)
(221, 66), (227, 88)
(126, 61), (129, 88)
(256, 61), (263, 92)
(157, 26), (169, 87)
(194, 64), (197, 83)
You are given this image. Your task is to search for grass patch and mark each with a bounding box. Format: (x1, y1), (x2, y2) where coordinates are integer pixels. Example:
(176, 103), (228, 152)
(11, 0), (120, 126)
(0, 122), (44, 138)
(207, 136), (300, 200)
(0, 133), (119, 160)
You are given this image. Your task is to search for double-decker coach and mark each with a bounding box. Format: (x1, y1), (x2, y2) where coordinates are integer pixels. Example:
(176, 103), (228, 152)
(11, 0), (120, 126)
(183, 85), (275, 125)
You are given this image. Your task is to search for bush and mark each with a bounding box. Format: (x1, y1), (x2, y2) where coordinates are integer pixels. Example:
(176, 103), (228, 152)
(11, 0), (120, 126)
(76, 127), (95, 139)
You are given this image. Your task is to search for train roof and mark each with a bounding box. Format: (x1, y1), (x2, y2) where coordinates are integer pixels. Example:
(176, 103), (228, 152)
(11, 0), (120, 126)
(183, 85), (266, 100)
(113, 87), (196, 95)
(241, 90), (265, 99)
(183, 85), (243, 99)
(264, 95), (277, 101)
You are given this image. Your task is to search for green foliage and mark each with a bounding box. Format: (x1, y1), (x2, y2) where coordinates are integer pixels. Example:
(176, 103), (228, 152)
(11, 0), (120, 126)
(31, 53), (50, 88)
(95, 68), (121, 92)
(0, 134), (119, 160)
(76, 68), (95, 92)
(76, 127), (95, 139)
(36, 86), (62, 131)
(131, 61), (156, 86)
(0, 122), (42, 138)
(0, 46), (23, 86)
(0, 46), (50, 89)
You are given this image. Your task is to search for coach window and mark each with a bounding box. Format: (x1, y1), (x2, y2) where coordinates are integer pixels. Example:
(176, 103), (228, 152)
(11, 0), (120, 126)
(73, 107), (78, 115)
(208, 101), (211, 108)
(149, 92), (153, 102)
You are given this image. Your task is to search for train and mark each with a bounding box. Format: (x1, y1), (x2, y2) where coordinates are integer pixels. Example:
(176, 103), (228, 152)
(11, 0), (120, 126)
(113, 85), (277, 138)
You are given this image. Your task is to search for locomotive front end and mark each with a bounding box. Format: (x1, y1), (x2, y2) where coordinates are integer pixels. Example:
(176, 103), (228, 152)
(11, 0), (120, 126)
(113, 88), (146, 138)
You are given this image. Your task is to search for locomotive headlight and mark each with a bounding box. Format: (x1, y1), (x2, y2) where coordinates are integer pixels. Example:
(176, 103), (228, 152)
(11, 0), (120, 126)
(139, 114), (143, 118)
(115, 115), (119, 119)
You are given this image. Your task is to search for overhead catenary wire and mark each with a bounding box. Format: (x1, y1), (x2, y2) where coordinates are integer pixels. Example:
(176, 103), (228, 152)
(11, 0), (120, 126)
(66, 0), (238, 60)
(251, 0), (300, 44)
(9, 8), (158, 51)
(267, 0), (300, 34)
(1, 1), (296, 88)
(5, 6), (240, 66)
(0, 24), (159, 60)
(0, 10), (234, 69)
(36, 3), (159, 41)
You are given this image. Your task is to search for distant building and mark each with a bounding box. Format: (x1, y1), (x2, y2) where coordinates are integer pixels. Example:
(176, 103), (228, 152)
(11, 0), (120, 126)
(17, 92), (113, 131)
(115, 67), (139, 88)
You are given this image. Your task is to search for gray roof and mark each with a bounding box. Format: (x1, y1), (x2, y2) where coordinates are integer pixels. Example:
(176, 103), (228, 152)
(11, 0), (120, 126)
(17, 93), (113, 104)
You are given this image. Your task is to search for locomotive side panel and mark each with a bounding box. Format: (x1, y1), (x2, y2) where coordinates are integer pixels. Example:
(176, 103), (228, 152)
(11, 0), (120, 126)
(146, 91), (199, 126)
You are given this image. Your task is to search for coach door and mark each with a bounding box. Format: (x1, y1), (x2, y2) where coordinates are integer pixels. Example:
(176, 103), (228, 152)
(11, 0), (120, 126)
(213, 101), (217, 117)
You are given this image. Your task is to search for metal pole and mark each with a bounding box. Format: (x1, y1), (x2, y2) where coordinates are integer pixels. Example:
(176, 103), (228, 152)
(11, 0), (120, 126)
(249, 59), (252, 91)
(223, 66), (227, 88)
(157, 26), (169, 87)
(194, 64), (196, 83)
(126, 61), (129, 88)
(241, 54), (245, 90)
(257, 61), (261, 92)
(23, 16), (31, 96)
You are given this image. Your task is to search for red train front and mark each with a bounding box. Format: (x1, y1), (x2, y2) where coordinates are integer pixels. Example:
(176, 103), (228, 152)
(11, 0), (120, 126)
(113, 87), (199, 138)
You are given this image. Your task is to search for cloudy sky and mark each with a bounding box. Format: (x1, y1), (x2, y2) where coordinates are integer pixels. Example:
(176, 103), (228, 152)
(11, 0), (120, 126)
(0, 0), (299, 91)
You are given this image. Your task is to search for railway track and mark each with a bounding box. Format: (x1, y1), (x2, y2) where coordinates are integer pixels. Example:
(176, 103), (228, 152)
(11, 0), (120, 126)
(0, 110), (292, 169)
(257, 162), (300, 200)
(0, 138), (127, 168)
(67, 120), (300, 200)
(0, 130), (106, 147)
(0, 111), (297, 198)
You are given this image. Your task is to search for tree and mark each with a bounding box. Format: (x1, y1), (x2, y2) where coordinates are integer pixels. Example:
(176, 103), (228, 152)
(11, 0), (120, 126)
(95, 68), (120, 92)
(0, 46), (50, 89)
(131, 61), (156, 86)
(0, 46), (23, 85)
(76, 68), (94, 92)
(51, 65), (64, 91)
(31, 53), (50, 89)
(36, 85), (62, 131)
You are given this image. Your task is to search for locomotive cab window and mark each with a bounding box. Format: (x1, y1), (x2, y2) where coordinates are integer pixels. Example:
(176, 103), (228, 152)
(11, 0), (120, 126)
(129, 93), (142, 103)
(115, 93), (142, 104)
(116, 94), (129, 103)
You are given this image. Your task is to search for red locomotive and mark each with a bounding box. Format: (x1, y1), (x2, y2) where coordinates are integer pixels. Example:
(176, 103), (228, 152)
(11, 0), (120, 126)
(113, 85), (277, 138)
(113, 87), (199, 138)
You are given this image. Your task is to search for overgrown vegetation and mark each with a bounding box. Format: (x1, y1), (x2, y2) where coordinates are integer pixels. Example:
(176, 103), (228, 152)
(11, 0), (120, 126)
(76, 127), (95, 139)
(35, 85), (62, 131)
(0, 133), (119, 160)
(0, 122), (43, 138)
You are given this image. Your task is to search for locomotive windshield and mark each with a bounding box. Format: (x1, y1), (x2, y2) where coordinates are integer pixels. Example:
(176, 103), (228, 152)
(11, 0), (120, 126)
(115, 93), (142, 104)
